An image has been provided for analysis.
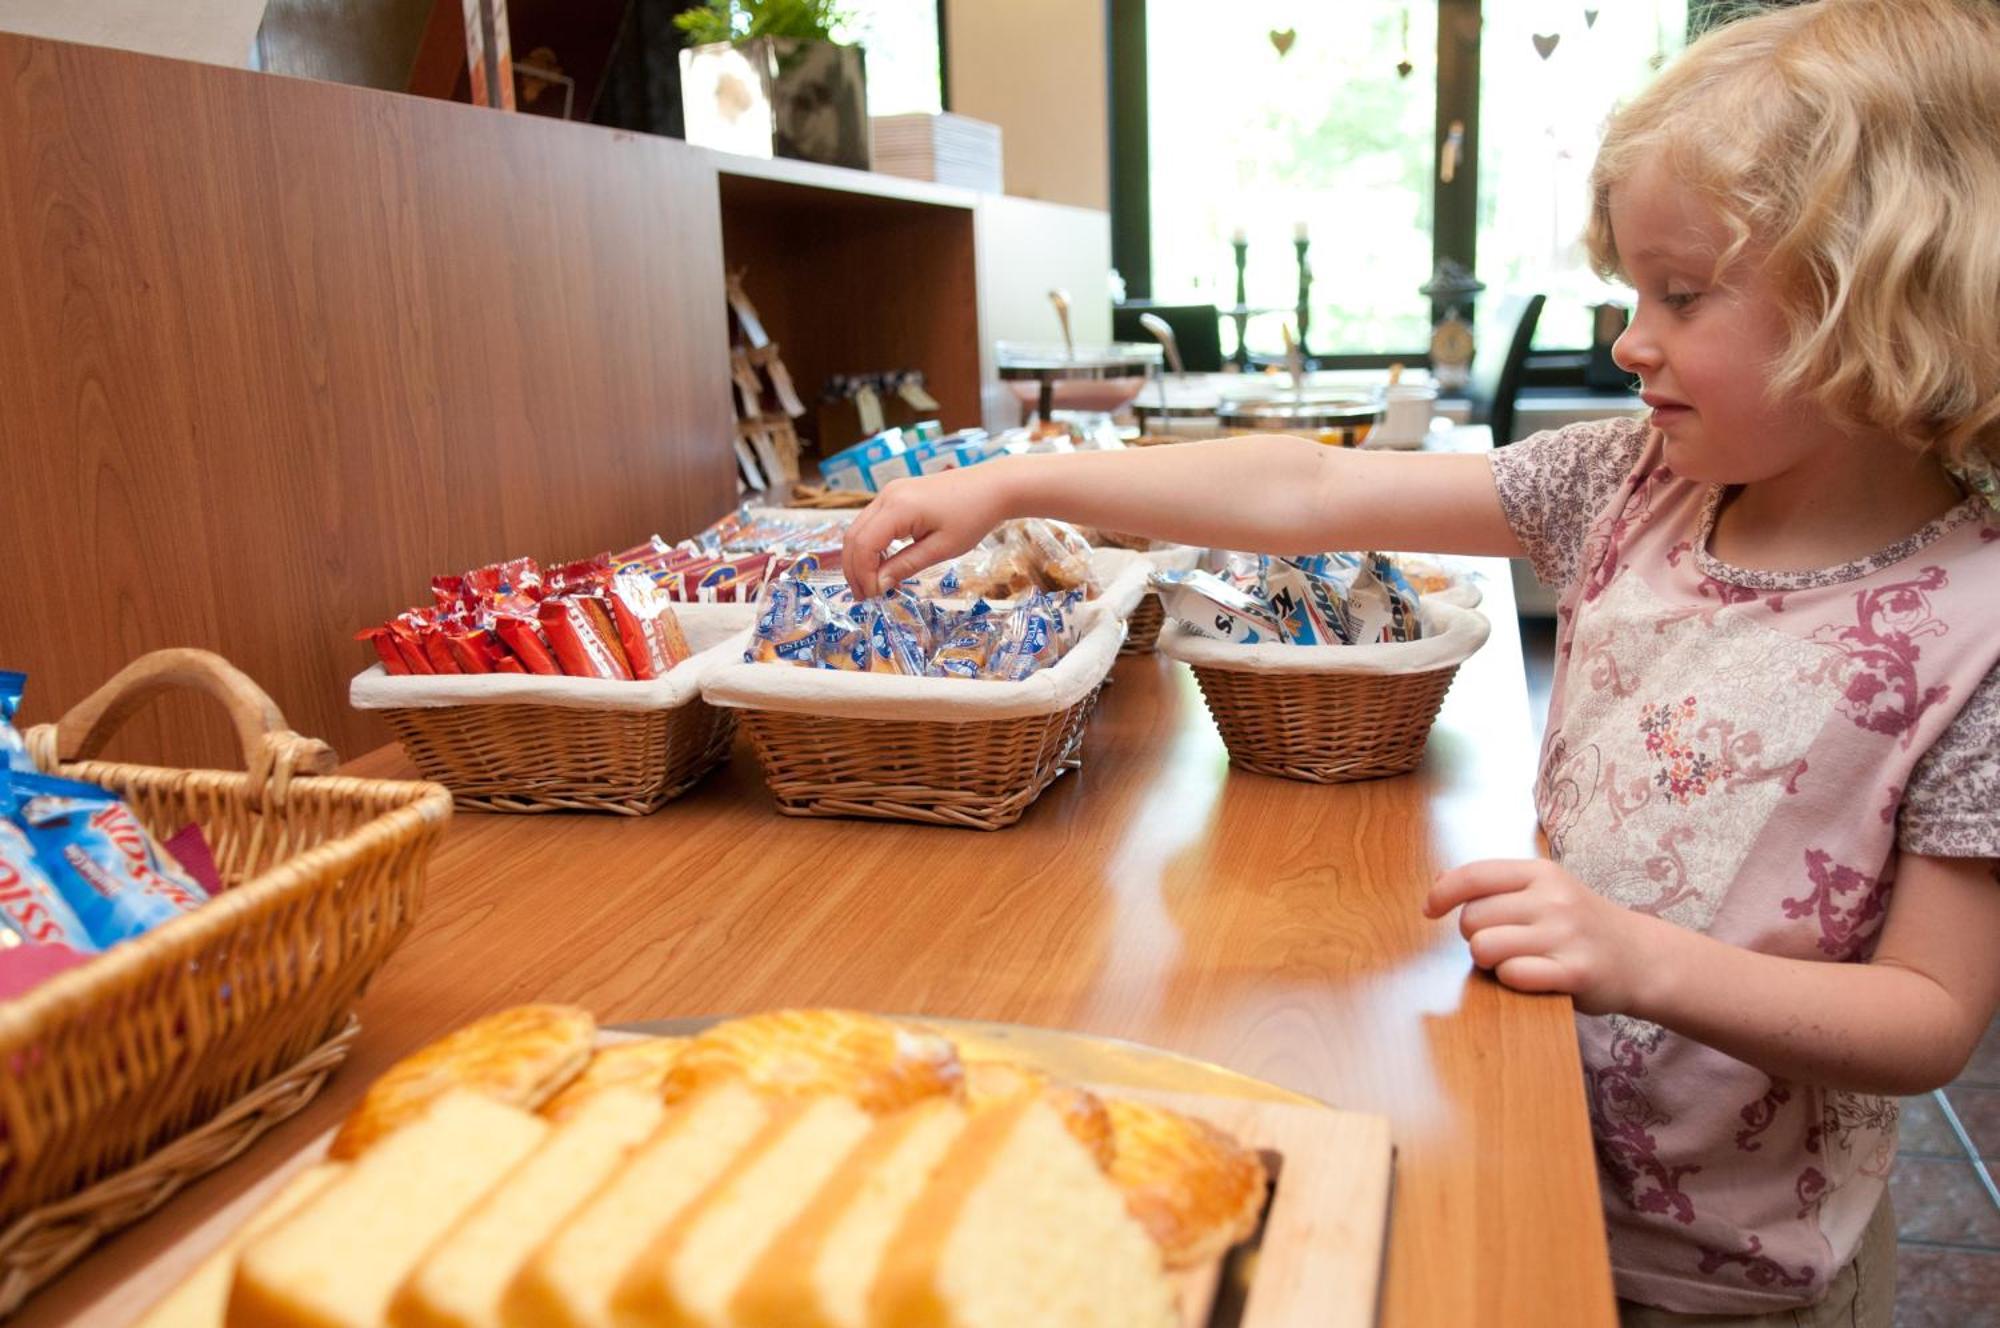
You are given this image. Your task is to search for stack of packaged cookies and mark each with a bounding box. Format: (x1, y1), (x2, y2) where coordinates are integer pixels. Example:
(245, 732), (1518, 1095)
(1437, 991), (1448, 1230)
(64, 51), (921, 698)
(141, 1006), (1270, 1328)
(1152, 551), (1427, 648)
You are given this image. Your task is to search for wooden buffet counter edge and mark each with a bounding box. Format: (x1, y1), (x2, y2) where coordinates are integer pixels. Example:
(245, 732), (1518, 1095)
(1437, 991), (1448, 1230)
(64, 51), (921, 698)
(19, 514), (1615, 1328)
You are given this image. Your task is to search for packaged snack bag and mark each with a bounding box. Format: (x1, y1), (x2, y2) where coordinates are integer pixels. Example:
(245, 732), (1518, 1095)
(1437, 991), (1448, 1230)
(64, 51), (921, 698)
(854, 599), (929, 676)
(539, 597), (634, 680)
(1, 671), (33, 773)
(1009, 519), (1100, 597)
(0, 939), (93, 999)
(605, 573), (691, 680)
(0, 816), (96, 952)
(491, 600), (563, 675)
(1150, 569), (1285, 645)
(925, 604), (1003, 679)
(10, 772), (205, 948)
(985, 595), (1068, 681)
(748, 577), (834, 666)
(356, 627), (412, 676)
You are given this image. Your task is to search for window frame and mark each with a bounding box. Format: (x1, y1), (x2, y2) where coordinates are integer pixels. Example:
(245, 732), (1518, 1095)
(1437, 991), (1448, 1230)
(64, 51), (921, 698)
(1108, 0), (1602, 371)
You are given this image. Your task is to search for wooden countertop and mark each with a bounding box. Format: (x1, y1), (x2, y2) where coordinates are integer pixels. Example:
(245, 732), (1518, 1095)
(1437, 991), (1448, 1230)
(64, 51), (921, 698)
(21, 543), (1615, 1327)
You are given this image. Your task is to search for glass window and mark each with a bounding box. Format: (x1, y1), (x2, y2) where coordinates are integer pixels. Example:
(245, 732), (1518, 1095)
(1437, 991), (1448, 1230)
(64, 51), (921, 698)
(1146, 4), (1438, 358)
(1476, 2), (1688, 348)
(836, 1), (943, 117)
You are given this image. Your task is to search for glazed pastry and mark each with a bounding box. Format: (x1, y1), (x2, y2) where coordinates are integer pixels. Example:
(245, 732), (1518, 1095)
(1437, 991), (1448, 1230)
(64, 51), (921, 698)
(662, 1009), (963, 1114)
(1103, 1096), (1269, 1268)
(329, 1005), (595, 1160)
(537, 1037), (688, 1123)
(961, 1059), (1114, 1170)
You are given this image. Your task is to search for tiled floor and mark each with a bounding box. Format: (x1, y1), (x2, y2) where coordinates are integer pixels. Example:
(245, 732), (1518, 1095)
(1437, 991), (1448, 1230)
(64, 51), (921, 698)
(1518, 616), (2000, 1325)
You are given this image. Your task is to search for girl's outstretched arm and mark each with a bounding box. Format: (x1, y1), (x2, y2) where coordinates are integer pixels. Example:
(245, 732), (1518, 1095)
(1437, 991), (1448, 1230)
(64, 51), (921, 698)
(842, 434), (1523, 598)
(1425, 852), (2000, 1096)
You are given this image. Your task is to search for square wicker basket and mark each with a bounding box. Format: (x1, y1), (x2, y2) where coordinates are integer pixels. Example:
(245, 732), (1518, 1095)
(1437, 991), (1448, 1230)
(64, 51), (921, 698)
(702, 603), (1129, 830)
(1, 649), (450, 1315)
(350, 604), (753, 816)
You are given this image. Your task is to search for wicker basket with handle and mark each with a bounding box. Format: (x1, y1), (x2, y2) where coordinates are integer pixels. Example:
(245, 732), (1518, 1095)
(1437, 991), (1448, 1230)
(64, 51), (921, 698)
(1158, 600), (1492, 783)
(0, 649), (450, 1315)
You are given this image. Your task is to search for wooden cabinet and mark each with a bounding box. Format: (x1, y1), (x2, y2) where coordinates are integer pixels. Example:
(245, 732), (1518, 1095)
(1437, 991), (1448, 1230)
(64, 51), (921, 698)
(0, 32), (1110, 768)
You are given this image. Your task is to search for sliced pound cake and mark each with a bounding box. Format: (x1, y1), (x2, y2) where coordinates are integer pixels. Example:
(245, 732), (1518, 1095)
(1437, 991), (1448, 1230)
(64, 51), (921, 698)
(871, 1097), (1178, 1328)
(390, 1086), (666, 1328)
(612, 1095), (876, 1327)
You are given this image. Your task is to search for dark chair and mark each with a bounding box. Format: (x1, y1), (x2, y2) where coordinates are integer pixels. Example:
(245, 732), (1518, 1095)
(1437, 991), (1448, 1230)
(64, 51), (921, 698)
(1112, 302), (1224, 373)
(1464, 293), (1545, 447)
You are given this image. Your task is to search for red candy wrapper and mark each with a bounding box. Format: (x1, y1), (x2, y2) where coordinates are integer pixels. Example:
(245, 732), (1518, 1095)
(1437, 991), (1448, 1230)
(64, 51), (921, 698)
(493, 610), (561, 675)
(162, 823), (225, 897)
(545, 555), (614, 597)
(357, 627), (410, 675)
(605, 573), (691, 680)
(539, 596), (633, 679)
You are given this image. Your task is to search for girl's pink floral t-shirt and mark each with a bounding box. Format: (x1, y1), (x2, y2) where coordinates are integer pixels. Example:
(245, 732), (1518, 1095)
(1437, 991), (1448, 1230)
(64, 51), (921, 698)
(1490, 417), (2000, 1314)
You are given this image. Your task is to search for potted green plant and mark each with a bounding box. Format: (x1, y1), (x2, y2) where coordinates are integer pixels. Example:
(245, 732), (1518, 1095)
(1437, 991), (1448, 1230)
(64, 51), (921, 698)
(677, 0), (871, 170)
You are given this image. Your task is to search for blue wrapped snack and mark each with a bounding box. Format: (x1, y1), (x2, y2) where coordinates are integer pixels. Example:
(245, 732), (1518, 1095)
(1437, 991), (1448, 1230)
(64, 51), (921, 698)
(0, 812), (96, 953)
(9, 771), (207, 948)
(1, 671), (32, 774)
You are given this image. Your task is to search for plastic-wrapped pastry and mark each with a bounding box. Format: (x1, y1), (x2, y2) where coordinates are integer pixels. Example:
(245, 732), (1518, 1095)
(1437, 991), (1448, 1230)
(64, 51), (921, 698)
(539, 1036), (691, 1122)
(662, 1009), (964, 1114)
(1103, 1097), (1269, 1268)
(1009, 518), (1100, 596)
(962, 1059), (1114, 1170)
(328, 1004), (595, 1159)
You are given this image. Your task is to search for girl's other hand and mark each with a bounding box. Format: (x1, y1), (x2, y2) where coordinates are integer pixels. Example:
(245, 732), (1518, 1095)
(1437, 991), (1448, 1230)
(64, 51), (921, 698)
(1423, 858), (1660, 1016)
(842, 467), (1011, 599)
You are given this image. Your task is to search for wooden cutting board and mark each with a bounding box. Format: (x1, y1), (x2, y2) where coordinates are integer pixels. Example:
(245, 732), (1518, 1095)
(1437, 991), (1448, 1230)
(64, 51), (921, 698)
(79, 1038), (1393, 1328)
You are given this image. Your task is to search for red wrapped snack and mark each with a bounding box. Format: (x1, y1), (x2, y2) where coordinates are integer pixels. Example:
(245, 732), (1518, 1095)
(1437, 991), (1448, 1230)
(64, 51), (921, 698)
(605, 573), (691, 680)
(444, 624), (509, 674)
(491, 605), (561, 675)
(546, 555), (614, 597)
(539, 596), (633, 679)
(357, 626), (411, 676)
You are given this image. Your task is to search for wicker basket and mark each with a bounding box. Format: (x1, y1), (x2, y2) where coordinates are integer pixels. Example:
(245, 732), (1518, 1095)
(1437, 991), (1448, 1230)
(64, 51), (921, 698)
(1119, 593), (1167, 655)
(1, 649), (450, 1314)
(351, 605), (751, 816)
(737, 688), (1101, 830)
(704, 605), (1126, 830)
(1159, 600), (1491, 783)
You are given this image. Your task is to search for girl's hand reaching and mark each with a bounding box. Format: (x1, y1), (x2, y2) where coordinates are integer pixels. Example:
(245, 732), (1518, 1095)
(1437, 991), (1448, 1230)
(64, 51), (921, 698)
(1423, 858), (1664, 1016)
(842, 467), (1012, 599)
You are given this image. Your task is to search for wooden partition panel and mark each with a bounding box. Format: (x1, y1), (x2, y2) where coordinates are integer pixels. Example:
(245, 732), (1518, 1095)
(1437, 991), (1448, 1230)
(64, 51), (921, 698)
(0, 34), (736, 768)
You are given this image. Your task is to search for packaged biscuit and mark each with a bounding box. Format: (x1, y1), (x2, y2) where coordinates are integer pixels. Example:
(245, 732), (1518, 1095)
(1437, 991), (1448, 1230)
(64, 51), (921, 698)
(1010, 519), (1100, 597)
(10, 772), (206, 948)
(1150, 569), (1285, 645)
(925, 604), (1004, 679)
(986, 595), (1066, 681)
(0, 815), (96, 952)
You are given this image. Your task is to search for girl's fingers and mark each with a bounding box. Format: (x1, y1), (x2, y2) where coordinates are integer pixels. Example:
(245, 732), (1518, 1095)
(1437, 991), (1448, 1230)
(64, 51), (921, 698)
(1457, 890), (1540, 939)
(1493, 955), (1572, 995)
(1423, 859), (1542, 918)
(1463, 922), (1550, 971)
(873, 530), (962, 592)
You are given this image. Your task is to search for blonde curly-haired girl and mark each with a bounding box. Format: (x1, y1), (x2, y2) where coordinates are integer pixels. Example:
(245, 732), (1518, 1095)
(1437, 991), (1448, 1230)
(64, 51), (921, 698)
(845, 3), (2000, 1322)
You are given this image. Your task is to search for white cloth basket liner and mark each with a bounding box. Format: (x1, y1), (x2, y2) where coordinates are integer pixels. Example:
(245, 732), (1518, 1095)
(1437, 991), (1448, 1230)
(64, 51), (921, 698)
(1156, 599), (1491, 676)
(349, 601), (758, 713)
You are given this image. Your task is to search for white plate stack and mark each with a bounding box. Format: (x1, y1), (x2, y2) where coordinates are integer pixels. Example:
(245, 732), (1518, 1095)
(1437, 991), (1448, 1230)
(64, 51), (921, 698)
(869, 112), (1003, 193)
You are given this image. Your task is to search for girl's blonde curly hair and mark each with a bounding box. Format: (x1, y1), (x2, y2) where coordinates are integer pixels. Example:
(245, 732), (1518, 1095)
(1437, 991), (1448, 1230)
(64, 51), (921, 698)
(1585, 0), (2000, 467)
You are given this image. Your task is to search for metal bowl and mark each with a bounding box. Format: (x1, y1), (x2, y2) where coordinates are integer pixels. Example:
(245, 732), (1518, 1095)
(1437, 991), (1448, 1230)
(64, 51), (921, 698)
(1215, 390), (1385, 447)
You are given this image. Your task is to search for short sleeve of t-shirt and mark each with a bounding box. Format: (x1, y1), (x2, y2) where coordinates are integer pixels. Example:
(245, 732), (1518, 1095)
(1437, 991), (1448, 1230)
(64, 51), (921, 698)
(1488, 416), (1653, 592)
(1900, 661), (2000, 859)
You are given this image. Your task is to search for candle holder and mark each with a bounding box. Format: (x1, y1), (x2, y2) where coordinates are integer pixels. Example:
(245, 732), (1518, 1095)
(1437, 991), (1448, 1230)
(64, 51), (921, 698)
(1293, 233), (1314, 371)
(1230, 233), (1251, 370)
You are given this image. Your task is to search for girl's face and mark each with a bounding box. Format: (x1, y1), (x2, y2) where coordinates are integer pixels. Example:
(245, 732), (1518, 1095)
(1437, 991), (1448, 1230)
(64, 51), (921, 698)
(1607, 158), (1829, 485)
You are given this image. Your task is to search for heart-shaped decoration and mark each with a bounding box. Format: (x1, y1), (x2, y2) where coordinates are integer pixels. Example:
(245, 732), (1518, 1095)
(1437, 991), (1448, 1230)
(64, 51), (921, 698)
(1584, 8), (1600, 27)
(1270, 28), (1296, 57)
(1532, 31), (1561, 60)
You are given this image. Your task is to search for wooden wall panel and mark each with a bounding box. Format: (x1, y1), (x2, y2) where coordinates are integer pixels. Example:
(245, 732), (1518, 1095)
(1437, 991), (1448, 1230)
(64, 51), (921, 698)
(0, 33), (737, 768)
